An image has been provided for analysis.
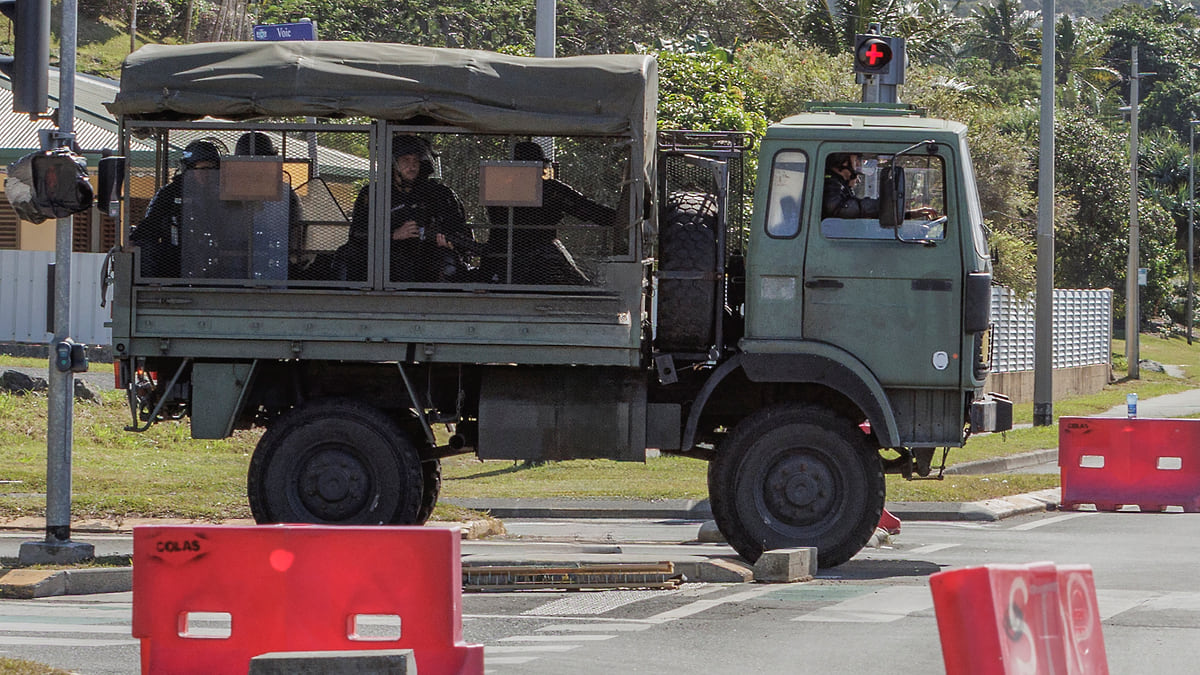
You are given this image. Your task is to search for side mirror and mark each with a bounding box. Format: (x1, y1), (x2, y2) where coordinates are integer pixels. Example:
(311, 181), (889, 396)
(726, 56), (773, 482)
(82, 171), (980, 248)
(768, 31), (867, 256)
(97, 155), (126, 218)
(878, 165), (905, 228)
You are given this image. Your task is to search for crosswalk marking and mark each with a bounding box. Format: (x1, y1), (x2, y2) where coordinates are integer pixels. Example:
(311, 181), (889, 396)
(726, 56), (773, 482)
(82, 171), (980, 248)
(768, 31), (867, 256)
(1009, 512), (1092, 531)
(644, 585), (779, 624)
(0, 635), (137, 647)
(524, 589), (679, 616)
(792, 586), (932, 623)
(484, 655), (540, 665)
(0, 622), (129, 634)
(536, 623), (651, 632)
(498, 634), (615, 642)
(907, 543), (958, 555)
(485, 644), (579, 654)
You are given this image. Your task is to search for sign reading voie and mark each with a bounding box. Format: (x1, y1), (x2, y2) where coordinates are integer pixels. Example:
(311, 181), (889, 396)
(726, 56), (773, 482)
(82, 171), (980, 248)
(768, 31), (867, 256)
(253, 22), (317, 41)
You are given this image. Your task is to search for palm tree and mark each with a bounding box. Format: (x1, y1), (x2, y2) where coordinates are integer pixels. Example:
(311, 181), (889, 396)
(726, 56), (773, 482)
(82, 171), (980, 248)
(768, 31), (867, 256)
(892, 0), (969, 66)
(967, 0), (1041, 71)
(1055, 15), (1121, 113)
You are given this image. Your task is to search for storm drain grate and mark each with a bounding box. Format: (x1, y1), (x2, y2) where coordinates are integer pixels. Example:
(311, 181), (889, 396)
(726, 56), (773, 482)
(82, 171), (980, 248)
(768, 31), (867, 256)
(463, 562), (679, 592)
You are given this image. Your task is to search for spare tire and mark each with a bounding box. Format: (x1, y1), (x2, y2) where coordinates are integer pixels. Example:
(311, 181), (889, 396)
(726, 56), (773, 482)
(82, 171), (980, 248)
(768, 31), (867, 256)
(657, 191), (718, 352)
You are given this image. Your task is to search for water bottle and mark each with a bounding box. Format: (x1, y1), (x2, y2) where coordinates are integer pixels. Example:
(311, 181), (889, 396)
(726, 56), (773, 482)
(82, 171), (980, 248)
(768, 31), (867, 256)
(1126, 393), (1138, 418)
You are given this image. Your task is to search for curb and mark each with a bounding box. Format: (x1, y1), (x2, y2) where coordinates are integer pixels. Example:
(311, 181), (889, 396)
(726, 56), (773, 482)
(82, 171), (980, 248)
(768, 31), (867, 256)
(943, 448), (1058, 475)
(0, 567), (131, 599)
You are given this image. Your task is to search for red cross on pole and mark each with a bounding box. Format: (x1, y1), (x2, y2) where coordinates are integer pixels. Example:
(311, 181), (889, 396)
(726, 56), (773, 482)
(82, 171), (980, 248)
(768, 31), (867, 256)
(865, 43), (885, 65)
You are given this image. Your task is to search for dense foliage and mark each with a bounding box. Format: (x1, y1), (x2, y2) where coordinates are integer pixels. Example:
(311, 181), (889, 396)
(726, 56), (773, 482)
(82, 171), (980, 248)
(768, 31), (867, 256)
(35, 0), (1200, 324)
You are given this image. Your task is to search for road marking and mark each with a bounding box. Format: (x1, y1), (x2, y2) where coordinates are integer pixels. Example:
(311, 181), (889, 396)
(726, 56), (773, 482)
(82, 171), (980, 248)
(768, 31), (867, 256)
(1142, 591), (1200, 612)
(1096, 589), (1159, 620)
(644, 584), (780, 624)
(498, 634), (615, 642)
(792, 586), (931, 623)
(536, 623), (651, 632)
(484, 655), (540, 665)
(0, 636), (137, 647)
(523, 589), (680, 616)
(1008, 512), (1092, 531)
(485, 644), (579, 653)
(0, 622), (129, 634)
(907, 543), (958, 555)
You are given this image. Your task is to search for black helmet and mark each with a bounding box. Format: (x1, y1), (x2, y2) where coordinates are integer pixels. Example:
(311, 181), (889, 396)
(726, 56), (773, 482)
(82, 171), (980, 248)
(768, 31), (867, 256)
(513, 141), (547, 162)
(235, 131), (277, 156)
(392, 135), (436, 180)
(181, 140), (221, 169)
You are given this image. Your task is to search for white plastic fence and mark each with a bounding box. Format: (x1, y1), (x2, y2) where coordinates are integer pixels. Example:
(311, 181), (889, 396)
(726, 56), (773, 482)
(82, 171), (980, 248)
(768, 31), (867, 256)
(989, 287), (1112, 373)
(0, 250), (111, 346)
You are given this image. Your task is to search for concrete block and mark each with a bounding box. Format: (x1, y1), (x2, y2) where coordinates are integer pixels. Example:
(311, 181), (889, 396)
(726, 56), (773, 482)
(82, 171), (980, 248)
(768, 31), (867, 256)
(0, 569), (66, 599)
(250, 649), (416, 675)
(674, 558), (753, 583)
(696, 520), (726, 543)
(65, 567), (133, 595)
(18, 540), (95, 566)
(753, 547), (817, 583)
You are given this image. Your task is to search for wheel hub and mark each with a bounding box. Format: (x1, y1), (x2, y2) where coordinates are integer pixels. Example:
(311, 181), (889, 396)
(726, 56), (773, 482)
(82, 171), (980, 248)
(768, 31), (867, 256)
(299, 447), (369, 520)
(763, 452), (838, 527)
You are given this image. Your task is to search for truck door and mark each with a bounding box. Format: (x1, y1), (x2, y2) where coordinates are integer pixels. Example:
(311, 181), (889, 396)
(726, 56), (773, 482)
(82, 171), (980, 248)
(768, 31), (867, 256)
(802, 147), (962, 388)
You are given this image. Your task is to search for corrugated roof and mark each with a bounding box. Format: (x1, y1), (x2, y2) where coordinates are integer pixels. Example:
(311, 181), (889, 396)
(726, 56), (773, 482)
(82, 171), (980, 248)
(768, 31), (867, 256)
(0, 69), (123, 153)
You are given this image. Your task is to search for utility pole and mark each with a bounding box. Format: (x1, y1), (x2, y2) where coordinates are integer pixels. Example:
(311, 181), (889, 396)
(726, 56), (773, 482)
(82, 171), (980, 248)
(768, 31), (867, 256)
(1033, 0), (1055, 427)
(535, 0), (555, 58)
(1189, 118), (1197, 345)
(18, 0), (94, 565)
(1126, 45), (1140, 379)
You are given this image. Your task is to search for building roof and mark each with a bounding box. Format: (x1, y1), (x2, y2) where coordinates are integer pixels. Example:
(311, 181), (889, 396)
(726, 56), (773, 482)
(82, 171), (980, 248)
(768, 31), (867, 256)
(0, 69), (125, 162)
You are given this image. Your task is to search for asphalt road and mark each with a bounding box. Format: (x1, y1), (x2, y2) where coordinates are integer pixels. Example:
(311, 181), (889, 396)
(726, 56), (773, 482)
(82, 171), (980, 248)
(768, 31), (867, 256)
(1, 509), (1199, 674)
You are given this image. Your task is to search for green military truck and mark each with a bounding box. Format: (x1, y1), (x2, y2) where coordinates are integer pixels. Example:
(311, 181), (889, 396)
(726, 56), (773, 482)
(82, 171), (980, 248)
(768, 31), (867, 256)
(102, 40), (1011, 568)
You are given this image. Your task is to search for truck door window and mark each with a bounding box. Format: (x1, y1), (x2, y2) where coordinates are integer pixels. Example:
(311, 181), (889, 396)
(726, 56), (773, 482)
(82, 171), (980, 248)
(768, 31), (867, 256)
(820, 152), (947, 241)
(765, 151), (808, 238)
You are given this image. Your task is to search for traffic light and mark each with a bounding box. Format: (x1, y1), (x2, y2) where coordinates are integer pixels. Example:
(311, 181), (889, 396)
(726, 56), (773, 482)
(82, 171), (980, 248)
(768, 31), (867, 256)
(853, 33), (905, 85)
(0, 0), (50, 114)
(854, 36), (893, 75)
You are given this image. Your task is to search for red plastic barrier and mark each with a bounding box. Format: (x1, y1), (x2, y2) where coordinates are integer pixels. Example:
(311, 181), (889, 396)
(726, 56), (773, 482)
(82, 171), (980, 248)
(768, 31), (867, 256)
(133, 525), (483, 675)
(878, 508), (901, 535)
(930, 562), (1108, 675)
(1059, 416), (1200, 512)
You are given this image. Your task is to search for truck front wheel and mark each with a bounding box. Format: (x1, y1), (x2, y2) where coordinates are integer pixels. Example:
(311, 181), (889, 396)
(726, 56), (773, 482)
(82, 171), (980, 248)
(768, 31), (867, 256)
(708, 404), (885, 568)
(248, 399), (424, 525)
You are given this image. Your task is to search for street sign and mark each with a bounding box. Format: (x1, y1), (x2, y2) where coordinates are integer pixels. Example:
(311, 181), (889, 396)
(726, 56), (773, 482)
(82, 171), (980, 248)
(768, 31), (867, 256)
(253, 22), (317, 42)
(1138, 267), (1148, 286)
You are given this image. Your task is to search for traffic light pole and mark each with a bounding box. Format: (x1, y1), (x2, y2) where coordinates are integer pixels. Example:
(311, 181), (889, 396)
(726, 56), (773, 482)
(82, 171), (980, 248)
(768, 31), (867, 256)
(18, 0), (93, 565)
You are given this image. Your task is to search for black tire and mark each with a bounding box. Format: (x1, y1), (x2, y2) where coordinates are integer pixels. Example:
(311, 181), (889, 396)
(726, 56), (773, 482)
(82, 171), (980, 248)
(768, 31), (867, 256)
(708, 404), (886, 568)
(657, 191), (718, 352)
(248, 398), (424, 525)
(413, 458), (442, 525)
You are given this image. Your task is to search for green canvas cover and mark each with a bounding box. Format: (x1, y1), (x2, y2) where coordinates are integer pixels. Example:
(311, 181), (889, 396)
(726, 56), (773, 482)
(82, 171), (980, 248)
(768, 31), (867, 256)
(106, 41), (656, 137)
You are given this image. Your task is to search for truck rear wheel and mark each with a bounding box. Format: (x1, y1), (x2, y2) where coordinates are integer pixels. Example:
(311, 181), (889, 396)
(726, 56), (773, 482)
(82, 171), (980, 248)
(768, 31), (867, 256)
(657, 191), (718, 352)
(248, 399), (424, 525)
(708, 404), (885, 568)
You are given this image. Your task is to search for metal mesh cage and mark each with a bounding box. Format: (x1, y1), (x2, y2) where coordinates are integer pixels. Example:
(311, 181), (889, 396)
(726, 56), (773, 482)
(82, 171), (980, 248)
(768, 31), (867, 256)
(126, 124), (369, 285)
(125, 124), (635, 291)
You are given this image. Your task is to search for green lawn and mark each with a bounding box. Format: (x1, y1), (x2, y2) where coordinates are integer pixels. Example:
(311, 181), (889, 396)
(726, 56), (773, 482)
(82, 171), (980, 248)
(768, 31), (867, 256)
(0, 332), (1196, 519)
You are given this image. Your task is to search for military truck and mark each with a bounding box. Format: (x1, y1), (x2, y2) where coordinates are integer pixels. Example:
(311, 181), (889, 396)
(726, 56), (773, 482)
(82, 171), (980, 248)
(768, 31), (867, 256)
(101, 40), (1011, 568)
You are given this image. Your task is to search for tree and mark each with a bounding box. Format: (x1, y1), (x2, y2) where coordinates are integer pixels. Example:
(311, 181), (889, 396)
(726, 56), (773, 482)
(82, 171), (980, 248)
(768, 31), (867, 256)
(966, 0), (1041, 71)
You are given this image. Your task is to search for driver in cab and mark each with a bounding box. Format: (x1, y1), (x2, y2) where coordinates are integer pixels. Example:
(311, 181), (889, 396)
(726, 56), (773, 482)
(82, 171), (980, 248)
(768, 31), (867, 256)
(822, 153), (937, 220)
